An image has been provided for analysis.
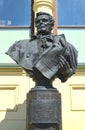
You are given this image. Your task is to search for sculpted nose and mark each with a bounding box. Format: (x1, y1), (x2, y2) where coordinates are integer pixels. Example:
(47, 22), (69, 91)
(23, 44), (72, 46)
(40, 20), (43, 24)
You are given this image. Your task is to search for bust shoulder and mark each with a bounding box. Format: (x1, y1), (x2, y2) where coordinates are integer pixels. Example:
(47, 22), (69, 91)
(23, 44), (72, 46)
(14, 39), (30, 46)
(53, 34), (66, 47)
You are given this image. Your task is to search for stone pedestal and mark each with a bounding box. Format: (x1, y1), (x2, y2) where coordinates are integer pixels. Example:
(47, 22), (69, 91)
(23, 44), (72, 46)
(26, 86), (62, 130)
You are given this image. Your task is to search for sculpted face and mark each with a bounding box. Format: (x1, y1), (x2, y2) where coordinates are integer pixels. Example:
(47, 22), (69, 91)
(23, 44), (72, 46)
(36, 14), (52, 34)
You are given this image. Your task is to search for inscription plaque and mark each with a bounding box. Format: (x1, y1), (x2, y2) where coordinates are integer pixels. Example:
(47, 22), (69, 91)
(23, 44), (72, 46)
(29, 99), (60, 124)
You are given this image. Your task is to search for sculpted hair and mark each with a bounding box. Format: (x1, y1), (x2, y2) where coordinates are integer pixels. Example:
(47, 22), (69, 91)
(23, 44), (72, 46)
(35, 12), (55, 27)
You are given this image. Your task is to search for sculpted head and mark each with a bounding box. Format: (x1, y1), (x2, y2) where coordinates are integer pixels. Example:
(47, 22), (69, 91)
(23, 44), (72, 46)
(35, 12), (54, 35)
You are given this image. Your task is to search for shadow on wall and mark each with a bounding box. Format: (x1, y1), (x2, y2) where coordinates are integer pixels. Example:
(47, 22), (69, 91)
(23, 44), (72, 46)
(0, 100), (27, 130)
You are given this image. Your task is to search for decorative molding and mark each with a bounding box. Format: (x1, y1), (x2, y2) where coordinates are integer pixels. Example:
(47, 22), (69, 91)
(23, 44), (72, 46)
(0, 67), (27, 76)
(33, 0), (54, 14)
(0, 66), (85, 76)
(0, 84), (19, 111)
(70, 84), (85, 111)
(76, 65), (85, 75)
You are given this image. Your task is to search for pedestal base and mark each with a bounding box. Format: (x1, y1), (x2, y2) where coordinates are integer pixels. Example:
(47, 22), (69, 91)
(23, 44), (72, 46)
(28, 124), (59, 130)
(26, 86), (62, 130)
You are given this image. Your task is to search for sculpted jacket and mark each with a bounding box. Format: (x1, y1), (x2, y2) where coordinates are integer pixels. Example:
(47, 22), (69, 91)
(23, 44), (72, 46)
(6, 34), (78, 82)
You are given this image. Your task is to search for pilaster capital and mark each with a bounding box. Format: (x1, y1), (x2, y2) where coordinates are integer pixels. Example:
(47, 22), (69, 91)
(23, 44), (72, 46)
(33, 0), (54, 15)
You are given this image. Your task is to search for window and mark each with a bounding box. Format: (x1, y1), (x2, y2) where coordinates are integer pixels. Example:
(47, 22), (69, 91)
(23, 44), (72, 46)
(57, 0), (85, 26)
(0, 0), (32, 26)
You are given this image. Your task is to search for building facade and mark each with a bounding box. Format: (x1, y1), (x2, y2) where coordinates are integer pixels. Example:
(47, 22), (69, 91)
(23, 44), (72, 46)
(0, 0), (85, 130)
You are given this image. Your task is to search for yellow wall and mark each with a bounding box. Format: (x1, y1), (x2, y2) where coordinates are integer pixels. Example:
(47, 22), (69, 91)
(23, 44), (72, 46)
(0, 67), (85, 130)
(0, 0), (85, 130)
(0, 68), (29, 130)
(53, 66), (85, 130)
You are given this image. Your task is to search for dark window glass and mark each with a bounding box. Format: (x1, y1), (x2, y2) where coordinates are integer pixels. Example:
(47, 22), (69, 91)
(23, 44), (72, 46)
(0, 0), (31, 26)
(57, 0), (85, 26)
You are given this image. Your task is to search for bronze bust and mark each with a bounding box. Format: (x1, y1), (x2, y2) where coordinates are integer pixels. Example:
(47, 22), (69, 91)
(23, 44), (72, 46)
(6, 12), (78, 88)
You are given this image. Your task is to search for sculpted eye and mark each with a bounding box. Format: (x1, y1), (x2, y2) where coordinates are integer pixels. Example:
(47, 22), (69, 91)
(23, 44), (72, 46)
(43, 19), (49, 23)
(37, 20), (40, 23)
(43, 19), (48, 22)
